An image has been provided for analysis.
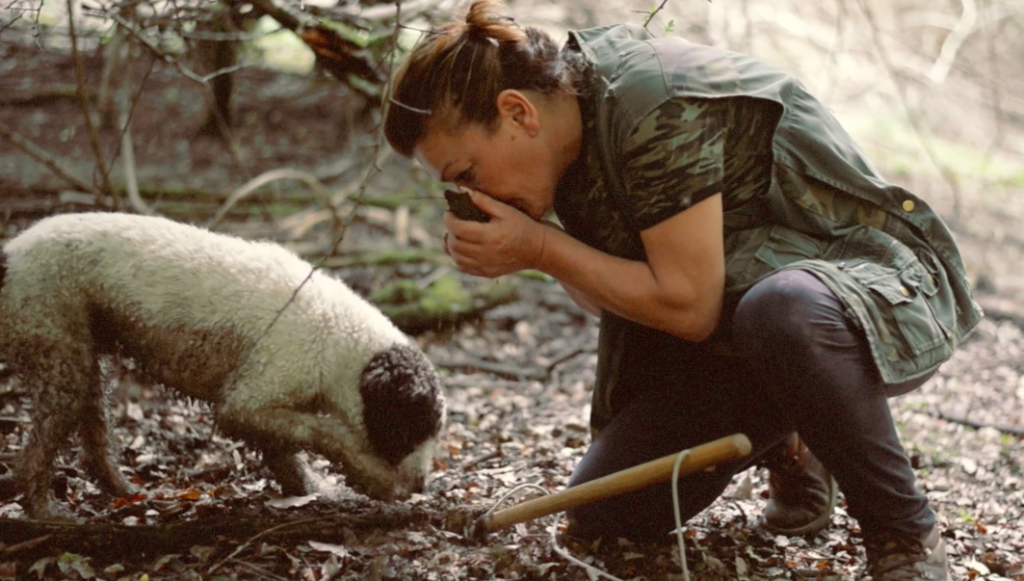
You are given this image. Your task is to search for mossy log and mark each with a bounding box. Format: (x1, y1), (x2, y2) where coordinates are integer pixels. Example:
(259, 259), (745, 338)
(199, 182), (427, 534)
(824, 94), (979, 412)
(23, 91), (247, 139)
(372, 274), (519, 334)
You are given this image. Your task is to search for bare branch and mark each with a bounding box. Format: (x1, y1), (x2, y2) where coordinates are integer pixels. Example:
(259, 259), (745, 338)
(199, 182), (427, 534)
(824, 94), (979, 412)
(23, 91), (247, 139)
(928, 0), (978, 84)
(0, 119), (101, 195)
(66, 0), (115, 203)
(87, 7), (252, 180)
(0, 1), (26, 37)
(338, 0), (437, 22)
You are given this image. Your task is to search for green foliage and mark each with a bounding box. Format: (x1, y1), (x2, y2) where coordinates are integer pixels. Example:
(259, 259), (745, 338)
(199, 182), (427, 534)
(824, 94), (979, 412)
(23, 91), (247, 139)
(952, 507), (977, 523)
(372, 275), (472, 314)
(371, 274), (518, 334)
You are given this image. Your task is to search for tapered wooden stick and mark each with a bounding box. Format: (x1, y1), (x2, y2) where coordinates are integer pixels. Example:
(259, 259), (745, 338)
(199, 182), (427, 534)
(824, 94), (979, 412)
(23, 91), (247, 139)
(476, 433), (752, 534)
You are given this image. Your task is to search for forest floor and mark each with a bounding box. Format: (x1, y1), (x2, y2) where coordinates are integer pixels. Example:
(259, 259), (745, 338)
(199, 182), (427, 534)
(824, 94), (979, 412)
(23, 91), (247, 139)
(1, 29), (1023, 581)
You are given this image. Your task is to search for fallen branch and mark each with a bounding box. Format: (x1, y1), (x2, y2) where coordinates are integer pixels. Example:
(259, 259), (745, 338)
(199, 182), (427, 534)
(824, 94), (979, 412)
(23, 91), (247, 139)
(207, 168), (336, 228)
(118, 100), (156, 216)
(0, 505), (434, 561)
(434, 356), (549, 381)
(929, 408), (1024, 438)
(0, 85), (83, 107)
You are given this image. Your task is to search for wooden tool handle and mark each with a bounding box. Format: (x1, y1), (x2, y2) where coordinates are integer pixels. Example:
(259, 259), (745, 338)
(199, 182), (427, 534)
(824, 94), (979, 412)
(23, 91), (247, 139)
(479, 433), (752, 533)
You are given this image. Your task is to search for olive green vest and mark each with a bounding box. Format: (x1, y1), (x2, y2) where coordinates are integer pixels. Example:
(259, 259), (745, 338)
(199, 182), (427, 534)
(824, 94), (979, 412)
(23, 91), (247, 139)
(565, 24), (982, 429)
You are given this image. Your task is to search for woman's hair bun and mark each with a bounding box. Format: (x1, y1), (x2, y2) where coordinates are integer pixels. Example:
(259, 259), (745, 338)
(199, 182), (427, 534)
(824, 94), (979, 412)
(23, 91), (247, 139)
(462, 0), (521, 44)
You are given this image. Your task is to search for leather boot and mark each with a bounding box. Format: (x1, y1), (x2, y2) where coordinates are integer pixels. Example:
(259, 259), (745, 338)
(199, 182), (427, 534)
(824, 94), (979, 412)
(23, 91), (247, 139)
(863, 524), (948, 580)
(762, 432), (838, 535)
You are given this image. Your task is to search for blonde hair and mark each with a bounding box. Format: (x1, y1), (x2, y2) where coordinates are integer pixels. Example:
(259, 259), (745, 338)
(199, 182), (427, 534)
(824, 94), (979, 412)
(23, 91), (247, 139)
(384, 0), (572, 157)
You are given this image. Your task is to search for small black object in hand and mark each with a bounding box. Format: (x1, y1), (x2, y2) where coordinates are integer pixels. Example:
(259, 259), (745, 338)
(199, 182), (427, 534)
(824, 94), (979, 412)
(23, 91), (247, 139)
(444, 189), (491, 223)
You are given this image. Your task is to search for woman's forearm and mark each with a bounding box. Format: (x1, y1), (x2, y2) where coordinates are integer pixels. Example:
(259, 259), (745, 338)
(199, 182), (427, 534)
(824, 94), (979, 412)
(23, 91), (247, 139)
(535, 227), (722, 341)
(558, 279), (602, 317)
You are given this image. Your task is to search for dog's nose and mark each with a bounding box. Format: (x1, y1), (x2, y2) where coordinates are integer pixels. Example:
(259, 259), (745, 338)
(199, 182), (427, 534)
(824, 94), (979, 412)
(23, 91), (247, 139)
(392, 472), (426, 499)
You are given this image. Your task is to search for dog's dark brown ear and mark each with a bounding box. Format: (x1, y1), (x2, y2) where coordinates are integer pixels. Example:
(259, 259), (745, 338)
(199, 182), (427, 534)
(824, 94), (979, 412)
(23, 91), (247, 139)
(359, 344), (445, 465)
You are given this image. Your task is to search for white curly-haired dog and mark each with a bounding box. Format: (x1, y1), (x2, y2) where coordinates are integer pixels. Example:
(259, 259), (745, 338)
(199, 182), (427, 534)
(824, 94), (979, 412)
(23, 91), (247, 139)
(0, 212), (446, 520)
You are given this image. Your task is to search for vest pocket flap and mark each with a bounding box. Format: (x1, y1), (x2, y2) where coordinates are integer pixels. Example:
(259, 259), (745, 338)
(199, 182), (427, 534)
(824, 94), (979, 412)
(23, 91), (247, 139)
(843, 262), (913, 305)
(900, 266), (938, 298)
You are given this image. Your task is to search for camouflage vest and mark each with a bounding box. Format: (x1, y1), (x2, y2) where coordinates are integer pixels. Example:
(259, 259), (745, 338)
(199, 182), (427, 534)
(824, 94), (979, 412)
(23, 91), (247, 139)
(564, 24), (982, 426)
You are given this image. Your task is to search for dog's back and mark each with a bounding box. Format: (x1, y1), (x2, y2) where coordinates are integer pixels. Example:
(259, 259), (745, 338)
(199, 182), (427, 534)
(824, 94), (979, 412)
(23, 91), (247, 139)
(1, 213), (408, 400)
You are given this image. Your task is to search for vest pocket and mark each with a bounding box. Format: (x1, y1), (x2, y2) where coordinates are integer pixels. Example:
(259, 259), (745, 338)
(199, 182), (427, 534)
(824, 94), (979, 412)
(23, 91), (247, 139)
(841, 258), (949, 355)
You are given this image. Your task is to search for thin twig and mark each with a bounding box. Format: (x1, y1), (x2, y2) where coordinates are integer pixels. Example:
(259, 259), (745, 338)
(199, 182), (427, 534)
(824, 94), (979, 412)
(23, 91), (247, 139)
(253, 0), (407, 345)
(461, 449), (503, 471)
(227, 557), (290, 581)
(66, 0), (115, 203)
(100, 9), (251, 179)
(0, 119), (101, 195)
(0, 534), (52, 555)
(543, 347), (586, 375)
(981, 0), (1005, 150)
(856, 0), (965, 220)
(432, 357), (548, 381)
(340, 0), (434, 22)
(207, 517), (322, 575)
(642, 0), (672, 31)
(929, 408), (1024, 437)
(0, 5), (25, 36)
(113, 34), (156, 216)
(119, 107), (153, 215)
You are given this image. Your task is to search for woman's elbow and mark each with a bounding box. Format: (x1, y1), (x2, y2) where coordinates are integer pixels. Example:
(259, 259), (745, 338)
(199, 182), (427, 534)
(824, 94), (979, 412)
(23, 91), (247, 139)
(685, 309), (720, 342)
(677, 292), (723, 342)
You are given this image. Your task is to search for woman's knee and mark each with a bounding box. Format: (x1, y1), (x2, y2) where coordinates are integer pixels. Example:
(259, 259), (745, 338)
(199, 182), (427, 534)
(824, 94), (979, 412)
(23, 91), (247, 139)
(734, 269), (850, 355)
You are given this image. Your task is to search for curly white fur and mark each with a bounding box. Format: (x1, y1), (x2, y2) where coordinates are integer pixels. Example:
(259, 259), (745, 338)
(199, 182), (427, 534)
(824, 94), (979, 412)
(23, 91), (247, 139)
(0, 212), (445, 519)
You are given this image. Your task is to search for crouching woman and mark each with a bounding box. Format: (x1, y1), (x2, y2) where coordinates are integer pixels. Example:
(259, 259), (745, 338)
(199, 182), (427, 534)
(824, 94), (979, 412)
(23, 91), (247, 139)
(382, 2), (982, 579)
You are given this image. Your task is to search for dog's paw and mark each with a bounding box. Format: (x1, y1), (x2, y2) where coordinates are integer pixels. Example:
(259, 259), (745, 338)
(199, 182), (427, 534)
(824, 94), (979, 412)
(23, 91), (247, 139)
(100, 476), (137, 500)
(263, 449), (314, 498)
(27, 499), (80, 523)
(84, 458), (137, 499)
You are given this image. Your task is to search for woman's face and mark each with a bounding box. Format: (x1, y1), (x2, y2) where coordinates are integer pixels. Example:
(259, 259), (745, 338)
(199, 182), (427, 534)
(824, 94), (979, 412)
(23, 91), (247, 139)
(413, 91), (575, 220)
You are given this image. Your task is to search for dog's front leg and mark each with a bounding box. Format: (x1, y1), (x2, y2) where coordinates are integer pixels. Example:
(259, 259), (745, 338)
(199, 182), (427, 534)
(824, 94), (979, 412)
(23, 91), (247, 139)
(79, 372), (135, 499)
(216, 406), (399, 501)
(261, 447), (311, 497)
(16, 343), (99, 521)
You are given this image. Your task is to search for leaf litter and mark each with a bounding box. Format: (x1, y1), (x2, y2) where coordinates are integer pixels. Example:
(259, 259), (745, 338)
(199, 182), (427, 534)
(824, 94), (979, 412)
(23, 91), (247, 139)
(0, 274), (1021, 581)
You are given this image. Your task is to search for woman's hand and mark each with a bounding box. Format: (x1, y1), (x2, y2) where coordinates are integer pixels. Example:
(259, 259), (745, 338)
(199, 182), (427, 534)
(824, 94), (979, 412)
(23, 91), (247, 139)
(442, 190), (547, 278)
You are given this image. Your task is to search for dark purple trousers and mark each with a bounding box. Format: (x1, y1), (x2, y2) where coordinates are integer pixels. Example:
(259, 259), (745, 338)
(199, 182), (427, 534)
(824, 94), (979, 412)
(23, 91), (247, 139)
(566, 269), (935, 540)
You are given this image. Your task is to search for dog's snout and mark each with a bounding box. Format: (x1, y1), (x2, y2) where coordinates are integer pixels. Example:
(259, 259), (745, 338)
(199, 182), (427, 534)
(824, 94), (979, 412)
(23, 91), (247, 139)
(392, 472), (426, 499)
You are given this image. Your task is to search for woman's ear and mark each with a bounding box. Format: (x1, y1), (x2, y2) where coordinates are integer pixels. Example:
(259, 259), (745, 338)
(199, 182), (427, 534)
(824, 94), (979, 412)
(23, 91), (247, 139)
(496, 90), (540, 136)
